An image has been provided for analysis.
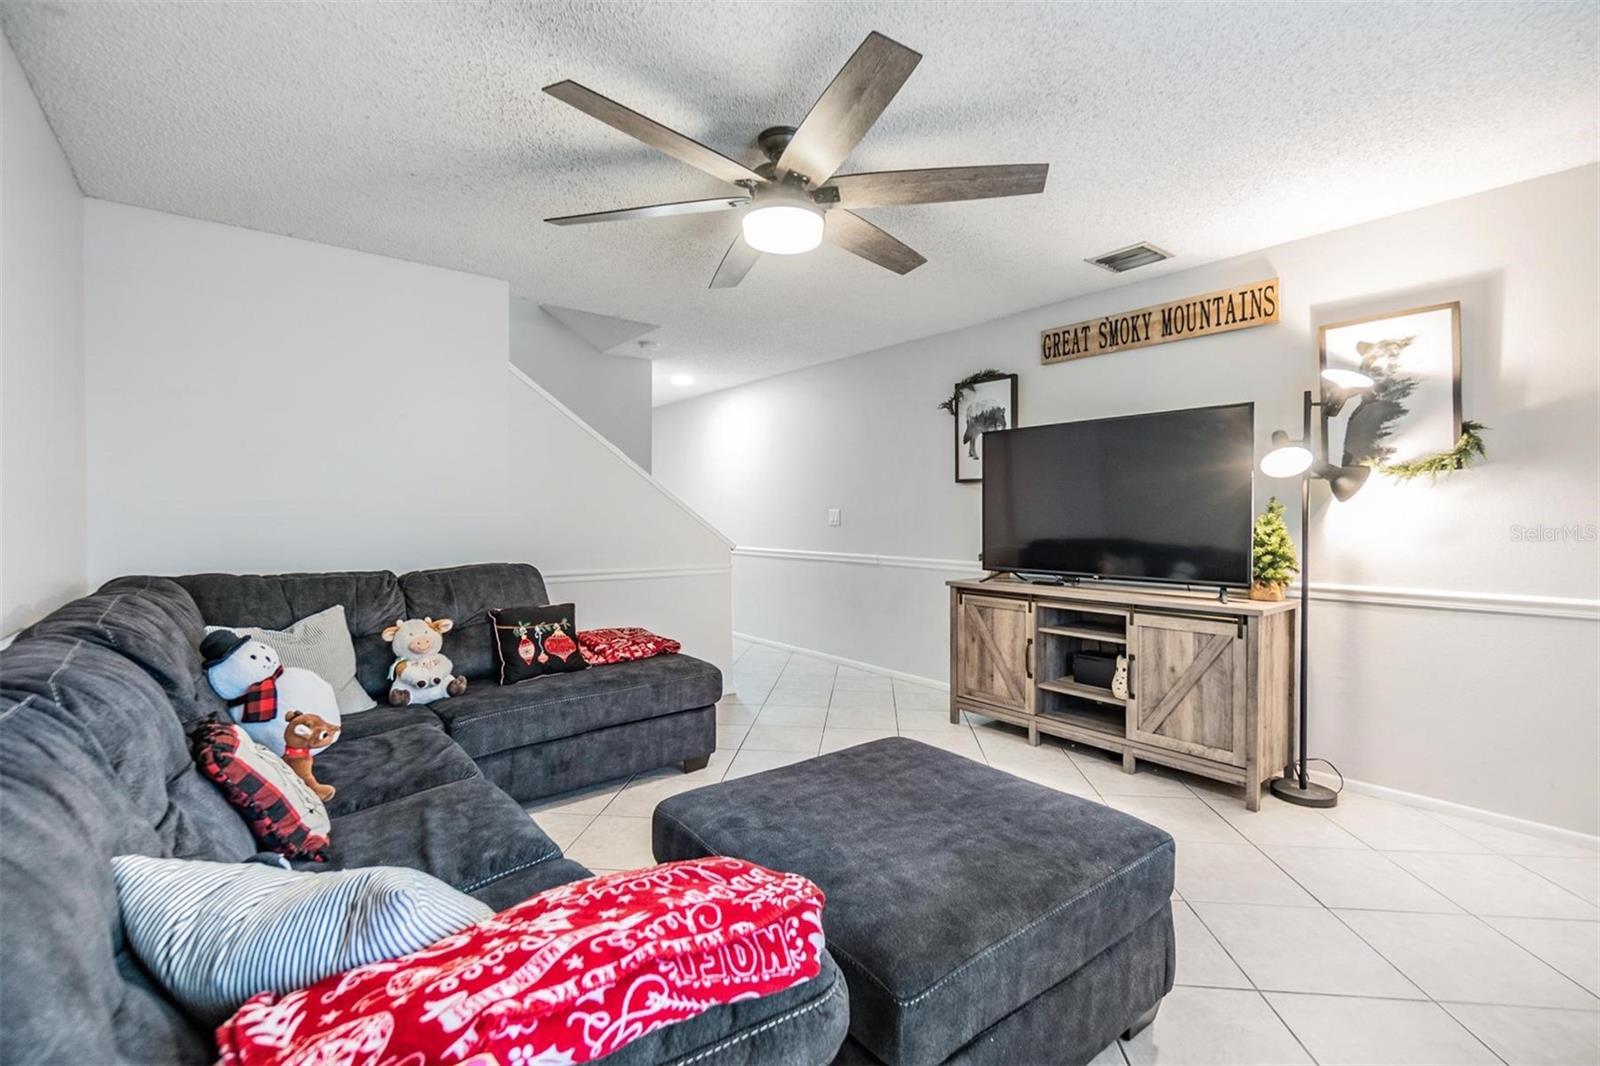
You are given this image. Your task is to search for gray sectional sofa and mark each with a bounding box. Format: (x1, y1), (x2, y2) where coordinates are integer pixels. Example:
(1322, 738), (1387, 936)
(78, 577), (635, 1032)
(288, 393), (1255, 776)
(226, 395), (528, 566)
(0, 563), (848, 1064)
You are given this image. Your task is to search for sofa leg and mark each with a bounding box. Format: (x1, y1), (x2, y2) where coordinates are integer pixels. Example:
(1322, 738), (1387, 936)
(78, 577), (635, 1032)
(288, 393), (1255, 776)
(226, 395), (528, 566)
(681, 754), (711, 773)
(1121, 999), (1160, 1041)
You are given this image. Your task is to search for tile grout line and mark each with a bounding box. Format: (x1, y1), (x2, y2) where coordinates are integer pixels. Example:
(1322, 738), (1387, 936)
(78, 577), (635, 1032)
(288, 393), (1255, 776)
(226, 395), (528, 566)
(1501, 852), (1600, 910)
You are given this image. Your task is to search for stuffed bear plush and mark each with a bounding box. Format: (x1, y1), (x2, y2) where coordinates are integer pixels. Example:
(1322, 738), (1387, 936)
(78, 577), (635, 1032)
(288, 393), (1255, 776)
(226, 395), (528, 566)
(200, 630), (343, 760)
(383, 617), (467, 706)
(281, 711), (341, 801)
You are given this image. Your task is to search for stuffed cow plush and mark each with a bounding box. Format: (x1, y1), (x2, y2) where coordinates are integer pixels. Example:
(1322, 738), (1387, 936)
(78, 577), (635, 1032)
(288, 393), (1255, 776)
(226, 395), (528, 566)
(383, 617), (468, 706)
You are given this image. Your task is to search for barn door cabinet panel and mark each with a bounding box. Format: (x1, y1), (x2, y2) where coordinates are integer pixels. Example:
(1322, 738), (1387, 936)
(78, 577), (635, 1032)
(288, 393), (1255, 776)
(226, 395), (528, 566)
(948, 578), (1296, 810)
(950, 591), (1034, 719)
(1128, 613), (1247, 767)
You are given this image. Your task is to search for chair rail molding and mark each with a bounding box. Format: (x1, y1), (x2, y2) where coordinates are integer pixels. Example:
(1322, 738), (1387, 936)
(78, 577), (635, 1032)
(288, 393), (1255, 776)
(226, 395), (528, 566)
(544, 564), (731, 583)
(734, 545), (982, 574)
(732, 547), (1599, 621)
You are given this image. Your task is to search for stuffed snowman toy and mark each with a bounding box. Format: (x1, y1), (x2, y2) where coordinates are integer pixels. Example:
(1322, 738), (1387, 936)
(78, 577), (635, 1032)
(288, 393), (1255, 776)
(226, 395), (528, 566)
(200, 630), (342, 758)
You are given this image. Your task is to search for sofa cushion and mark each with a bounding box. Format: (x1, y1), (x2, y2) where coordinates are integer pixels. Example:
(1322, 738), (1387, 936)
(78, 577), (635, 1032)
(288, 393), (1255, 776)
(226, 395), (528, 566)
(598, 952), (849, 1066)
(30, 576), (225, 729)
(653, 737), (1176, 1065)
(316, 721), (481, 817)
(173, 570), (405, 699)
(1, 636), (258, 1064)
(431, 654), (723, 759)
(314, 773), (577, 910)
(1, 636), (255, 864)
(400, 563), (549, 683)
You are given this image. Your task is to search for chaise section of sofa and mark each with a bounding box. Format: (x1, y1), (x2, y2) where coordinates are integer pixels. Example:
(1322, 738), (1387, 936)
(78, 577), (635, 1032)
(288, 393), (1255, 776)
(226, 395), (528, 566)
(1, 578), (585, 1060)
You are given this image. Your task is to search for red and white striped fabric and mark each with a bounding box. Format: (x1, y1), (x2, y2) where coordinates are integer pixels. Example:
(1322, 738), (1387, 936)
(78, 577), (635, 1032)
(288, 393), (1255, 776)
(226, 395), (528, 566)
(577, 627), (681, 666)
(215, 858), (826, 1066)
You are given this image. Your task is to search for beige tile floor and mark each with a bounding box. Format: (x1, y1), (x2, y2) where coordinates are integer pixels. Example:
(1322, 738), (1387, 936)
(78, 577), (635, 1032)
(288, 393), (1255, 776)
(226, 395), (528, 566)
(526, 642), (1600, 1066)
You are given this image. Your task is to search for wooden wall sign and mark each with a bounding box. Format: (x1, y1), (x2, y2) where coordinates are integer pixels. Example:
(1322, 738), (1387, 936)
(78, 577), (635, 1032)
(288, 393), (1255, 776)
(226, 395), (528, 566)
(1040, 278), (1279, 365)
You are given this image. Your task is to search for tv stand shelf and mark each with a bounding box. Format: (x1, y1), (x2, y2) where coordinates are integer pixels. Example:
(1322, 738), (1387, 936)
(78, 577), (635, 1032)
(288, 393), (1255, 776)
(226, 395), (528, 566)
(1036, 677), (1126, 707)
(1037, 624), (1127, 644)
(949, 577), (1297, 810)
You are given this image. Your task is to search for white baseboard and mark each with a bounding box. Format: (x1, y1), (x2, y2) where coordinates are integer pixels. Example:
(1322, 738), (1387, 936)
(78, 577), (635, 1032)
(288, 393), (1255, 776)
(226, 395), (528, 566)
(733, 632), (949, 691)
(735, 632), (1597, 850)
(1308, 769), (1599, 851)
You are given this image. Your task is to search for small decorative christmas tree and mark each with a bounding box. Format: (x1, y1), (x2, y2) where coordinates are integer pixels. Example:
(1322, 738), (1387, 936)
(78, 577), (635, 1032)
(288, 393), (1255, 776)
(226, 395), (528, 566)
(1251, 497), (1298, 600)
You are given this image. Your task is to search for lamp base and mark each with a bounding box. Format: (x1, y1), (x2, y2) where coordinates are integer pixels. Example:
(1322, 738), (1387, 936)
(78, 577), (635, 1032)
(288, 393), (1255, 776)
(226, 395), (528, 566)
(1270, 776), (1338, 808)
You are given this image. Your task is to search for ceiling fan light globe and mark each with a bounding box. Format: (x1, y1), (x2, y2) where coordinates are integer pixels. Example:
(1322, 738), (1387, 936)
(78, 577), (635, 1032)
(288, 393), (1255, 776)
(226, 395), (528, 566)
(1261, 445), (1315, 478)
(742, 204), (824, 255)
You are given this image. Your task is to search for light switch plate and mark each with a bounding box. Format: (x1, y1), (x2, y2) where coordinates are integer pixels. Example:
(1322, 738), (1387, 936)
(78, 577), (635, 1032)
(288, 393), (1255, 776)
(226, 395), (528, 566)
(827, 509), (842, 527)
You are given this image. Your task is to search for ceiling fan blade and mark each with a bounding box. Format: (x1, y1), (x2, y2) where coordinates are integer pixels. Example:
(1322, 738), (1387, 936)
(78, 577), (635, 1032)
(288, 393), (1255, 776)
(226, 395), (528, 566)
(546, 196), (750, 226)
(709, 234), (761, 289)
(544, 80), (767, 186)
(776, 31), (921, 185)
(824, 209), (926, 275)
(820, 164), (1048, 208)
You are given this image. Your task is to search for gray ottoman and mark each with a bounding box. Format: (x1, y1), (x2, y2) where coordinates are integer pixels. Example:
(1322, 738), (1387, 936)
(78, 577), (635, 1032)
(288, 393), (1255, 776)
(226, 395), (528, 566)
(653, 737), (1175, 1066)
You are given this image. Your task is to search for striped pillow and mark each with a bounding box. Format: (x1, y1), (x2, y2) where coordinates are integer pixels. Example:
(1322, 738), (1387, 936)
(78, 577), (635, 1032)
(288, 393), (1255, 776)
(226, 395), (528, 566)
(112, 854), (493, 1024)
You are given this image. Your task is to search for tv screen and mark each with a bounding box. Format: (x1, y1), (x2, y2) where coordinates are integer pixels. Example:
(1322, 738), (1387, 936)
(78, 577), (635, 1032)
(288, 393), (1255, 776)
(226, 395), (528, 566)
(982, 403), (1255, 587)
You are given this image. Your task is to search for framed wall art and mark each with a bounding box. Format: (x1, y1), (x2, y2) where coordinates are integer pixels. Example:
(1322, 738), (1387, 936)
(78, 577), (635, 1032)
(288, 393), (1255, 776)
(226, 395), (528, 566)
(953, 373), (1017, 483)
(1319, 302), (1462, 469)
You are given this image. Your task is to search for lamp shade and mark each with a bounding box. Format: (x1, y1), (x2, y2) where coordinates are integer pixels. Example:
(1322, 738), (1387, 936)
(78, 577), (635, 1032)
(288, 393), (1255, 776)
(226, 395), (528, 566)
(1260, 430), (1314, 478)
(1315, 461), (1371, 501)
(1321, 368), (1375, 390)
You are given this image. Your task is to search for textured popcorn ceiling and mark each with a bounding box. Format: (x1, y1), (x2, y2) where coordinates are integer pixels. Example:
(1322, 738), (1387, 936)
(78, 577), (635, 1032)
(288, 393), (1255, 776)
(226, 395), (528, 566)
(5, 1), (1595, 404)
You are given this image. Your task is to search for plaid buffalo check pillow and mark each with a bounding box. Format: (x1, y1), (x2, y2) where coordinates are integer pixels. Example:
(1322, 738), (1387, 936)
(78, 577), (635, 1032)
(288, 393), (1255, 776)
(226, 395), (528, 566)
(193, 722), (331, 861)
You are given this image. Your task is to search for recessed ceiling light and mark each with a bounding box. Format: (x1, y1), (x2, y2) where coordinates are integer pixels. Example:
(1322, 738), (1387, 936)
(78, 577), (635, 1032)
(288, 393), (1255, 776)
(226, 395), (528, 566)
(669, 373), (695, 386)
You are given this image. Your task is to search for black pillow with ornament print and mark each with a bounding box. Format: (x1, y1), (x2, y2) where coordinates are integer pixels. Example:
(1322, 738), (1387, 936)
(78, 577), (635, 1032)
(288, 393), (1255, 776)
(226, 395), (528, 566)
(489, 603), (588, 684)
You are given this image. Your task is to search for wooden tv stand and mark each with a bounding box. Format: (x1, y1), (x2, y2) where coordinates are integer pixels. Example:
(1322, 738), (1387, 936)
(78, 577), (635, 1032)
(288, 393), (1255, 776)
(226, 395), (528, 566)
(948, 576), (1297, 810)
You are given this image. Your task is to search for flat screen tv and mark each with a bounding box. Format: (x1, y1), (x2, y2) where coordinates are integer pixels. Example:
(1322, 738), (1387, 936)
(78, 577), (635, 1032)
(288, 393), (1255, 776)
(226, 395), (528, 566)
(982, 403), (1255, 588)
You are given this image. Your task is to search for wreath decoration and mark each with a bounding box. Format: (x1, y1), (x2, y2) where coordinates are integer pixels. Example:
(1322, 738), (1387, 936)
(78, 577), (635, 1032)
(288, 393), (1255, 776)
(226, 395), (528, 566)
(1371, 420), (1488, 482)
(938, 369), (1008, 416)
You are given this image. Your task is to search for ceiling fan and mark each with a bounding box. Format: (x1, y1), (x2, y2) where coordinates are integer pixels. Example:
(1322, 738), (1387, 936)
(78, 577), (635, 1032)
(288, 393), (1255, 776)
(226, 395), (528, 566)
(542, 31), (1049, 289)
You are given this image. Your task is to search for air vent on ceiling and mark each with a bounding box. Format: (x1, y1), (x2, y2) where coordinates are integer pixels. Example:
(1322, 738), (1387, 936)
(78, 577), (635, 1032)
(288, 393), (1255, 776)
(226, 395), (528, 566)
(1086, 242), (1172, 274)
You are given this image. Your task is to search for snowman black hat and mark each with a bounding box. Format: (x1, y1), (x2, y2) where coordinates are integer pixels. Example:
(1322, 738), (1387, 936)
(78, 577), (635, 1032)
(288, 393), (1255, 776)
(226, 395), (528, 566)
(199, 629), (251, 670)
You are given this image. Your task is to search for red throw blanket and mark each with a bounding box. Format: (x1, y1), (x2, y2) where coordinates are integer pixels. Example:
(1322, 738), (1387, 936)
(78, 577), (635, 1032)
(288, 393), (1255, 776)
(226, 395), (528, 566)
(578, 627), (681, 666)
(216, 857), (825, 1066)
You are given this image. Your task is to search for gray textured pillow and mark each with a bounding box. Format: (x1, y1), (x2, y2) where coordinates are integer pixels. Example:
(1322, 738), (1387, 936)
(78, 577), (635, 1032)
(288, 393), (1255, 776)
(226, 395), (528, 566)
(112, 854), (493, 1024)
(207, 604), (375, 713)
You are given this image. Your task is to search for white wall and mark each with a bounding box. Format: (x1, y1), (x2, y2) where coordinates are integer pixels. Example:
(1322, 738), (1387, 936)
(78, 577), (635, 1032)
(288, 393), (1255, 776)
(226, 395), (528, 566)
(510, 298), (652, 470)
(85, 202), (731, 676)
(0, 36), (86, 634)
(655, 166), (1600, 834)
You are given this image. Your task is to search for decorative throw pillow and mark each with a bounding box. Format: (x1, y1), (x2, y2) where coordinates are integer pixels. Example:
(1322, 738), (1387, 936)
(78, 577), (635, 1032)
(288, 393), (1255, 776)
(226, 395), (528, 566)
(192, 722), (331, 861)
(207, 604), (376, 714)
(490, 603), (588, 684)
(216, 857), (826, 1066)
(578, 627), (682, 666)
(112, 854), (492, 1025)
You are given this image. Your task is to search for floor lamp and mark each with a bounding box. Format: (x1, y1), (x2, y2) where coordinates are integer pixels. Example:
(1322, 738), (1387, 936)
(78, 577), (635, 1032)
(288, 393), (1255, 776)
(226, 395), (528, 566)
(1259, 379), (1372, 808)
